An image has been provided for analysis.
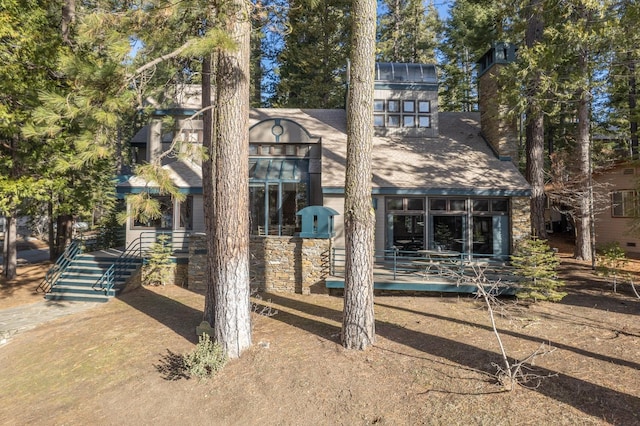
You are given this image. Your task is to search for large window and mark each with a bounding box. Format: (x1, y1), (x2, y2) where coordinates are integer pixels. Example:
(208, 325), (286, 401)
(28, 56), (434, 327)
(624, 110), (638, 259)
(385, 196), (510, 258)
(249, 158), (309, 236)
(612, 190), (638, 217)
(133, 196), (173, 229)
(386, 197), (425, 251)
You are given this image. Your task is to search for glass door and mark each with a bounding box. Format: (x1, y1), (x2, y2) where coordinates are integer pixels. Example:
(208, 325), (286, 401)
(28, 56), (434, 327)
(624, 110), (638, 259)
(387, 213), (425, 253)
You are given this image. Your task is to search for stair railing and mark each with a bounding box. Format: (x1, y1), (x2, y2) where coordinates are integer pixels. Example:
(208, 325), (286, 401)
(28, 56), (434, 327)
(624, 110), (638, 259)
(92, 231), (191, 295)
(93, 237), (144, 295)
(37, 240), (83, 294)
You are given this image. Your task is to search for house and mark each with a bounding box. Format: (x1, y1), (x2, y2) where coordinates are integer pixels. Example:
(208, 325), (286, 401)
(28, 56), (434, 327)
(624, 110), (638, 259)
(593, 162), (640, 254)
(117, 44), (532, 290)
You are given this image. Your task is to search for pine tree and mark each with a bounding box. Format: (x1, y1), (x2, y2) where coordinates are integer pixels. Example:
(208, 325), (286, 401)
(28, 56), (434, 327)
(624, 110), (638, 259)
(439, 0), (501, 112)
(512, 236), (566, 302)
(377, 0), (441, 64)
(342, 0), (376, 350)
(272, 0), (350, 108)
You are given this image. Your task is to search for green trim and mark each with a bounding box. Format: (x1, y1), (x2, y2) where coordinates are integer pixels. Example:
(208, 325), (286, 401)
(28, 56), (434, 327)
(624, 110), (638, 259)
(152, 108), (200, 117)
(117, 187), (202, 195)
(322, 187), (531, 197)
(374, 83), (438, 91)
(325, 279), (516, 295)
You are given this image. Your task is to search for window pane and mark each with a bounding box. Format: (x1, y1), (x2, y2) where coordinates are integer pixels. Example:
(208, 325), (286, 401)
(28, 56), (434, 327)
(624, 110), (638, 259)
(387, 198), (404, 210)
(388, 115), (400, 127)
(491, 199), (509, 212)
(374, 115), (385, 127)
(472, 216), (493, 254)
(374, 100), (385, 112)
(473, 200), (489, 212)
(432, 216), (464, 252)
(418, 101), (430, 113)
(403, 116), (415, 127)
(179, 196), (193, 230)
(450, 199), (466, 211)
(250, 186), (266, 235)
(418, 116), (431, 128)
(388, 100), (400, 112)
(391, 214), (425, 252)
(133, 196), (173, 229)
(403, 100), (415, 113)
(430, 199), (446, 211)
(407, 198), (424, 210)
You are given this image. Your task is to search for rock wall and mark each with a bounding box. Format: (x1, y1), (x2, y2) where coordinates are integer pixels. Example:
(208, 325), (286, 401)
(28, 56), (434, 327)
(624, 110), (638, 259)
(188, 234), (331, 294)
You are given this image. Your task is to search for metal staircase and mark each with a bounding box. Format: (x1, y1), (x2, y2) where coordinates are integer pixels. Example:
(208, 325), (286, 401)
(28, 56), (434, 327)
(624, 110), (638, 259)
(43, 250), (142, 303)
(38, 232), (188, 303)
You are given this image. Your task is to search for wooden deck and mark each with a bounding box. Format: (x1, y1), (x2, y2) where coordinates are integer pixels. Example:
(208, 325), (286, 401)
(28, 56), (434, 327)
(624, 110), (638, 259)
(326, 260), (519, 295)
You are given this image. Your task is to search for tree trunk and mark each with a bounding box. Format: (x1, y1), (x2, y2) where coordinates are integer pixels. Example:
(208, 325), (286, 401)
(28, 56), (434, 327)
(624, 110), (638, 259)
(61, 0), (75, 45)
(55, 214), (73, 257)
(202, 52), (216, 328)
(341, 0), (376, 350)
(211, 0), (252, 359)
(628, 52), (638, 158)
(2, 211), (17, 280)
(574, 86), (593, 261)
(525, 0), (547, 239)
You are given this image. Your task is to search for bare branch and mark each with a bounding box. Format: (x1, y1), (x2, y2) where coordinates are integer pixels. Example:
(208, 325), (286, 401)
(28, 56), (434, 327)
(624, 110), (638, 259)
(130, 40), (194, 79)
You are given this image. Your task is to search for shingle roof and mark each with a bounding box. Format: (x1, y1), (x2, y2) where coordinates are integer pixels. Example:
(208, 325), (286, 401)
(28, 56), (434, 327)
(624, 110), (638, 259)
(121, 109), (530, 196)
(252, 109), (530, 195)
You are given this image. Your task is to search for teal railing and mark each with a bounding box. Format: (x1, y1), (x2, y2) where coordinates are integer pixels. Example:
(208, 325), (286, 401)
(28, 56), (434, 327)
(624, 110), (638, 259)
(92, 231), (190, 295)
(331, 247), (514, 283)
(37, 240), (83, 293)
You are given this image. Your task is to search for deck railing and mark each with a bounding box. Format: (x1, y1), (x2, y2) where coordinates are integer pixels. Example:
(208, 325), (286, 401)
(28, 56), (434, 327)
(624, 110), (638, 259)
(331, 247), (512, 282)
(92, 231), (191, 294)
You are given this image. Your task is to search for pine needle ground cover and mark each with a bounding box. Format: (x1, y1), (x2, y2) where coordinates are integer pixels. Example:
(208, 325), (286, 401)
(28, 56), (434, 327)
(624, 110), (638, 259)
(0, 240), (638, 424)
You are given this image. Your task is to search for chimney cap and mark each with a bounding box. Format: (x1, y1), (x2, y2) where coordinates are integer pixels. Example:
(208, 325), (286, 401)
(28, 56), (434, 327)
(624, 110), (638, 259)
(477, 42), (517, 77)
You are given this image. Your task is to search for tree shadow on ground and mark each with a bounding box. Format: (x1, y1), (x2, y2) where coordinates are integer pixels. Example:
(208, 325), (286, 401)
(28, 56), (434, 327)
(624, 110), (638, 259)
(558, 257), (640, 315)
(262, 293), (640, 424)
(117, 286), (202, 344)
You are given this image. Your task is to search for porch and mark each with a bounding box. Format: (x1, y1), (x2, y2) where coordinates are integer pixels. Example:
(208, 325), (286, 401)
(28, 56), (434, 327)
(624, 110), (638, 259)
(328, 248), (519, 295)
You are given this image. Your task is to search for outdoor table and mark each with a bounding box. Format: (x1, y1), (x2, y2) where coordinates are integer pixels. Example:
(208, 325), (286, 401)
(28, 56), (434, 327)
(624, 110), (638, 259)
(414, 250), (463, 277)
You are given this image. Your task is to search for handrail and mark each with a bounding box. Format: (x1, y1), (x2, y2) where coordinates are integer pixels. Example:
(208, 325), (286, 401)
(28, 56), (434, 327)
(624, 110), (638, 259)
(331, 247), (514, 284)
(92, 237), (144, 294)
(37, 240), (83, 293)
(92, 231), (191, 295)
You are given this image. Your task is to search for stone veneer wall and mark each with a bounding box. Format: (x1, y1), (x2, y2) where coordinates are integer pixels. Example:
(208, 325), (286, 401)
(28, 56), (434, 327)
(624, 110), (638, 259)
(478, 66), (519, 163)
(511, 196), (531, 249)
(188, 234), (331, 295)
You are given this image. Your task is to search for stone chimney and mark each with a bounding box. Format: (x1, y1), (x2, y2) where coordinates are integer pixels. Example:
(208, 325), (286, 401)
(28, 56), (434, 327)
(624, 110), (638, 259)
(477, 43), (518, 165)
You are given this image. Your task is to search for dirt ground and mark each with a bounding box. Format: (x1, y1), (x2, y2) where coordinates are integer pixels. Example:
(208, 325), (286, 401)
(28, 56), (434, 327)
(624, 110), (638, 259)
(0, 236), (639, 425)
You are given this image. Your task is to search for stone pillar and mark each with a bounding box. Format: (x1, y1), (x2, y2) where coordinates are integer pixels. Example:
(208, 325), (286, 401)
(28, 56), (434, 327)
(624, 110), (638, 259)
(511, 197), (531, 249)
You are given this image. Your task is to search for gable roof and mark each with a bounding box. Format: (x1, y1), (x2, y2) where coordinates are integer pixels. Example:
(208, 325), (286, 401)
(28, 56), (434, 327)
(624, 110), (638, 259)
(252, 109), (530, 196)
(120, 109), (530, 197)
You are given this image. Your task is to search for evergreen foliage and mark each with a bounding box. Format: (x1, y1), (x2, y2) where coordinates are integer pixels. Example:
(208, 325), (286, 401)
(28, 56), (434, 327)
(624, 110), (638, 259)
(377, 0), (441, 64)
(272, 0), (350, 108)
(183, 333), (227, 379)
(438, 0), (500, 112)
(142, 235), (174, 286)
(512, 236), (566, 302)
(596, 241), (629, 291)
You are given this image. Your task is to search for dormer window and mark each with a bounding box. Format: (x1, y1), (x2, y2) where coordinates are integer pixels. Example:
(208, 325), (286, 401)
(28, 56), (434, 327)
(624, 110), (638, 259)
(403, 100), (415, 113)
(418, 116), (431, 128)
(387, 115), (400, 127)
(374, 98), (432, 129)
